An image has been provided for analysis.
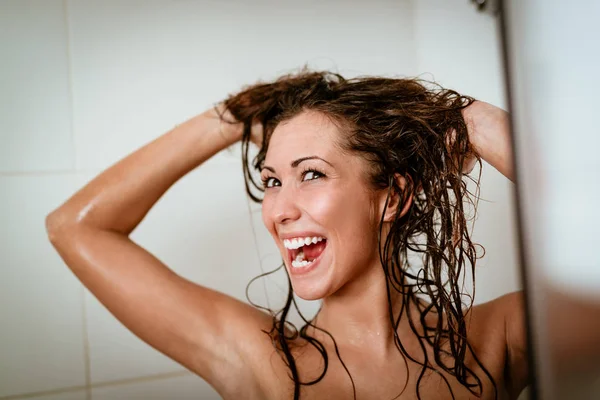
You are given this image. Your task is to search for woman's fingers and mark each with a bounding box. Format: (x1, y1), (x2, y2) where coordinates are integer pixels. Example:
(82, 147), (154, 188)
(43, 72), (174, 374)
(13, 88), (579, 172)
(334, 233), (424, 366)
(249, 121), (264, 146)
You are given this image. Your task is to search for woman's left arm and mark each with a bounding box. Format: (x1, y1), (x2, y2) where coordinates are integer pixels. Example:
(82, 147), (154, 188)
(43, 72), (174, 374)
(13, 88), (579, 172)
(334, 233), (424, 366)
(462, 100), (515, 182)
(463, 101), (529, 395)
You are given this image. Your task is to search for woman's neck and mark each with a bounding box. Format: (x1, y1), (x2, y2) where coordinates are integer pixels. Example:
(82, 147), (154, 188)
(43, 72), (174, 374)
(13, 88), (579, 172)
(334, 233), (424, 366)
(312, 261), (407, 356)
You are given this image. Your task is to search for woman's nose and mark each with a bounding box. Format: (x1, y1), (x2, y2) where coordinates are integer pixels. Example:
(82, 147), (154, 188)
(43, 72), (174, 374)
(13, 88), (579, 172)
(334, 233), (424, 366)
(271, 186), (302, 225)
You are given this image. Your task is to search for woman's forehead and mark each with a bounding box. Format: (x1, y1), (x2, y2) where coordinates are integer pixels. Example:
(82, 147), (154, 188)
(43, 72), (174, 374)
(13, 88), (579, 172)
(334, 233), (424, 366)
(265, 111), (342, 166)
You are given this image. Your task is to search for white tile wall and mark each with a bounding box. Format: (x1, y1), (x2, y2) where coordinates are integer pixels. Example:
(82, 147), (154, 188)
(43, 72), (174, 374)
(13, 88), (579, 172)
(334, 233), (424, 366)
(470, 163), (520, 304)
(0, 0), (74, 172)
(411, 0), (507, 107)
(0, 175), (86, 397)
(91, 372), (219, 400)
(23, 390), (87, 400)
(67, 0), (416, 171)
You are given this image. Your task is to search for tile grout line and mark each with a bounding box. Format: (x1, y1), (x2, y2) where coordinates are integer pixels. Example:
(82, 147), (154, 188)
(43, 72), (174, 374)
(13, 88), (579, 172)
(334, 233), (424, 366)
(0, 370), (193, 400)
(80, 284), (92, 400)
(0, 385), (87, 400)
(0, 157), (240, 176)
(86, 370), (193, 391)
(60, 0), (93, 393)
(0, 169), (97, 176)
(63, 0), (78, 173)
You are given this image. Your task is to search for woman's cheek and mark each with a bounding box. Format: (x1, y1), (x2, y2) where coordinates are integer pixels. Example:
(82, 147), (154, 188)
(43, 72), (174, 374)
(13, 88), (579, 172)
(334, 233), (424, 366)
(261, 195), (277, 234)
(303, 188), (347, 225)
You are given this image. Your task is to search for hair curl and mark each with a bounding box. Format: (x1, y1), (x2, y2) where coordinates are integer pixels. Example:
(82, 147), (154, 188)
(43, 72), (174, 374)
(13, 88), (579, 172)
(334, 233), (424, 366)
(218, 68), (495, 400)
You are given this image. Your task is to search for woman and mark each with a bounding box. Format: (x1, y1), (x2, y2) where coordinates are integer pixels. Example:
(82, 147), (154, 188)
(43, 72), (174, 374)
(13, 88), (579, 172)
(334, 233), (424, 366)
(46, 70), (526, 399)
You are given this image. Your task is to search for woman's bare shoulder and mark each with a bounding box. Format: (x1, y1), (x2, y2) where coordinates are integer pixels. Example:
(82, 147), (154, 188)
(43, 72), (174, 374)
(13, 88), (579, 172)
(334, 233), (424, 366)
(469, 291), (529, 398)
(471, 291), (524, 325)
(468, 291), (526, 355)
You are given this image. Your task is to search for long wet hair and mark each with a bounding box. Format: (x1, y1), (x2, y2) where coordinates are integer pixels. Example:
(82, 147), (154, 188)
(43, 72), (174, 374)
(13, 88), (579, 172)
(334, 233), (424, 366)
(218, 68), (495, 399)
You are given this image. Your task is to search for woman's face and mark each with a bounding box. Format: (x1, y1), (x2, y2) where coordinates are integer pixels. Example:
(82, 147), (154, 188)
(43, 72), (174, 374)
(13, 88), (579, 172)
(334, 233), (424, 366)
(261, 111), (384, 300)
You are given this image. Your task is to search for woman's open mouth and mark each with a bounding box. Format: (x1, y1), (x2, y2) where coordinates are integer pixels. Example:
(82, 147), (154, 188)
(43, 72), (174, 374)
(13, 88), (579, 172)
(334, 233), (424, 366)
(283, 236), (327, 270)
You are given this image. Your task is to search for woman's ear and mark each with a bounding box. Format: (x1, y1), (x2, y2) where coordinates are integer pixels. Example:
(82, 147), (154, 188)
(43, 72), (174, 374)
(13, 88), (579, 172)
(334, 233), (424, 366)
(380, 173), (414, 222)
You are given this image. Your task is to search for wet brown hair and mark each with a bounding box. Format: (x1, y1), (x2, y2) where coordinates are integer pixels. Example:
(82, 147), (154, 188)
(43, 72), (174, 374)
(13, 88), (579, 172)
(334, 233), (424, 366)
(218, 68), (494, 399)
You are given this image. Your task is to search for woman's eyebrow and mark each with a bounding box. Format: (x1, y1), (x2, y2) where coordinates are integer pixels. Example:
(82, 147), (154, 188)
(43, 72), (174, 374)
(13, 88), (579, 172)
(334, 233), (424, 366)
(261, 166), (276, 173)
(291, 156), (334, 168)
(262, 156), (334, 174)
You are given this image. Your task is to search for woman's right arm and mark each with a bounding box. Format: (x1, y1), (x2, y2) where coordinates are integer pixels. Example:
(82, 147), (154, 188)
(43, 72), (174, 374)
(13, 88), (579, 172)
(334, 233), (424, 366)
(45, 106), (273, 398)
(462, 100), (515, 182)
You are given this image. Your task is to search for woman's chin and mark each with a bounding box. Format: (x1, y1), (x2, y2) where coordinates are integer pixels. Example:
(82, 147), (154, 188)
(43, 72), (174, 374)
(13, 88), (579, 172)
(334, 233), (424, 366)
(293, 289), (327, 301)
(289, 278), (333, 301)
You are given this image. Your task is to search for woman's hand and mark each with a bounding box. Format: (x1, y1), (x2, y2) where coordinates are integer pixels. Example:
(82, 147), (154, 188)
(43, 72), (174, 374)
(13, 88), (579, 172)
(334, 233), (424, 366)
(462, 100), (515, 182)
(208, 103), (264, 147)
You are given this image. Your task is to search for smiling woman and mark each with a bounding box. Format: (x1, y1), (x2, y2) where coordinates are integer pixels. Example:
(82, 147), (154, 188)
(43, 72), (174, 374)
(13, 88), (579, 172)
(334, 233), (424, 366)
(46, 68), (525, 400)
(217, 70), (524, 400)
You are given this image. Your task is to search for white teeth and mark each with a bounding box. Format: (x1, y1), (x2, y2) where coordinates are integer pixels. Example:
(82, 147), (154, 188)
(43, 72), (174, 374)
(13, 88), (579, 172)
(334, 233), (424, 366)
(292, 259), (313, 268)
(283, 236), (325, 249)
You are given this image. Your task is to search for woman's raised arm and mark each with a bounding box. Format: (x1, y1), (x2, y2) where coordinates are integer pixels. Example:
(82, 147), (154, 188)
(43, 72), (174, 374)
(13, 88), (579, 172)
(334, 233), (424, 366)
(463, 101), (532, 396)
(463, 100), (515, 182)
(47, 106), (240, 235)
(45, 106), (272, 398)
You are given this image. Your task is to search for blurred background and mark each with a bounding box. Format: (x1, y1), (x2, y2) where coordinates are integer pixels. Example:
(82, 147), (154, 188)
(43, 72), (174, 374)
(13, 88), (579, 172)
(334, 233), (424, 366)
(503, 1), (600, 399)
(0, 0), (522, 399)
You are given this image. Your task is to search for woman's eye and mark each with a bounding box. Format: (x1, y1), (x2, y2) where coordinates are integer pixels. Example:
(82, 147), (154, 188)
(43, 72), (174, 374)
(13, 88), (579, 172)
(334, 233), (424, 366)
(303, 170), (323, 181)
(264, 177), (280, 188)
